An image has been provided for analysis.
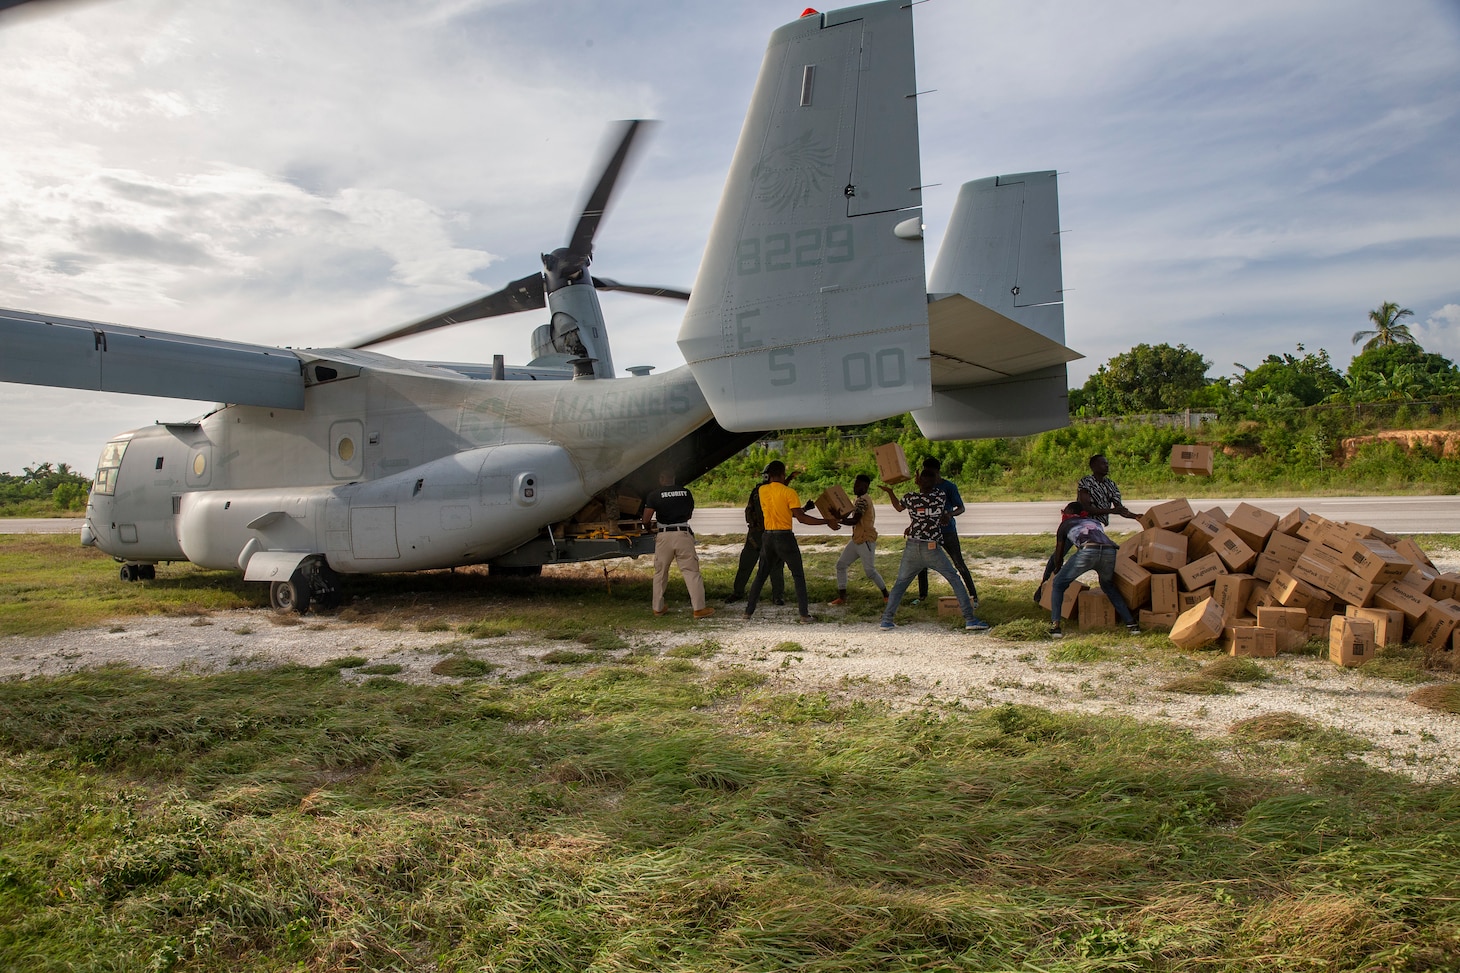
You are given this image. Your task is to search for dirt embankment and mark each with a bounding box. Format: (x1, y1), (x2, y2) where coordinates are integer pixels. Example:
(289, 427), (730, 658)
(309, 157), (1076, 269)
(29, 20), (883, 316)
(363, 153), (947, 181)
(1340, 429), (1460, 460)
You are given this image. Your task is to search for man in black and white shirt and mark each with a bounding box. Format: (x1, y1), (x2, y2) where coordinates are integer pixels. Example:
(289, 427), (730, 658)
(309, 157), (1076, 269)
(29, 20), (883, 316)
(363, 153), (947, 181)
(877, 469), (989, 632)
(1077, 454), (1141, 527)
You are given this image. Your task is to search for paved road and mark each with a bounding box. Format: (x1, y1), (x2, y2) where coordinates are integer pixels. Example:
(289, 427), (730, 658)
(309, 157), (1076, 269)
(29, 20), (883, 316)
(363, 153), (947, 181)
(7, 495), (1457, 539)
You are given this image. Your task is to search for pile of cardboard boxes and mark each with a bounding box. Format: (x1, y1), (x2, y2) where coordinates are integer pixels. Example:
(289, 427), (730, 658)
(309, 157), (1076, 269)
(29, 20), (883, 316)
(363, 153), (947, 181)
(1054, 497), (1458, 669)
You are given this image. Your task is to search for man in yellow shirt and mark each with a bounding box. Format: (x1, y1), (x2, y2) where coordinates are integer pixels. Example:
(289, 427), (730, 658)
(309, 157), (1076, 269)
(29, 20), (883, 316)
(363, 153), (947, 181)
(744, 460), (840, 623)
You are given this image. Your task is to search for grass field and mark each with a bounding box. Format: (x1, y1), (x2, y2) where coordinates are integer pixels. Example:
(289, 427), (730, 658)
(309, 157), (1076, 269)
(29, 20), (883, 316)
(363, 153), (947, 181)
(2, 535), (1459, 971)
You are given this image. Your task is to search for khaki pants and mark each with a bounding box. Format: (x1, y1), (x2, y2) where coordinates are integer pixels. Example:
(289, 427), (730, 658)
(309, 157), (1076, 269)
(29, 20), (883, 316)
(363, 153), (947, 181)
(653, 530), (706, 611)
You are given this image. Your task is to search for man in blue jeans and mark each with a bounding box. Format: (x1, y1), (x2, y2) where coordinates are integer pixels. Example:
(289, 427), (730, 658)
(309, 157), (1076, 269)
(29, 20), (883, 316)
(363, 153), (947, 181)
(878, 469), (990, 631)
(1048, 502), (1139, 637)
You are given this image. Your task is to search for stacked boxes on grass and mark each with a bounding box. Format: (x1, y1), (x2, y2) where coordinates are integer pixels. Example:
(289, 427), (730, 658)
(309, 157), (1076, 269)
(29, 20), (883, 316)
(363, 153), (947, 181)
(1090, 498), (1458, 668)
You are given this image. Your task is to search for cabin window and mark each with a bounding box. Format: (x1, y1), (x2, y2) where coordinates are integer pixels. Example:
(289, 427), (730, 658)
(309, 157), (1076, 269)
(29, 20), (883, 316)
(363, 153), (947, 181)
(338, 437), (355, 462)
(93, 439), (130, 496)
(193, 453), (206, 477)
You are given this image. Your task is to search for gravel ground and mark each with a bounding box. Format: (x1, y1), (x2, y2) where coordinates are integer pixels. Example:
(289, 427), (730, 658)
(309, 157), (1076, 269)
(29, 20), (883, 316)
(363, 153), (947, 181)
(3, 544), (1458, 784)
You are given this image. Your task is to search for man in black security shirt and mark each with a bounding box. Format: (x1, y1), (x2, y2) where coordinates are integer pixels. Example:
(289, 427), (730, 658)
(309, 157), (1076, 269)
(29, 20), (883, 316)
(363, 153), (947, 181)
(641, 469), (714, 619)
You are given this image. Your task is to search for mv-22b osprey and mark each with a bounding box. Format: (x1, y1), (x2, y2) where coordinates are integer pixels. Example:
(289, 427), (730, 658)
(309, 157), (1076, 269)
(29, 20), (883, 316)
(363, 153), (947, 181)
(0, 0), (1080, 613)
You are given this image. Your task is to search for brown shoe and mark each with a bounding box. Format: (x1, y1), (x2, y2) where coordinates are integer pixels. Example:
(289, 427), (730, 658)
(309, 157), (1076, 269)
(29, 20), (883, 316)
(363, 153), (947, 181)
(828, 597), (847, 606)
(693, 607), (716, 619)
(798, 614), (814, 624)
(653, 608), (668, 616)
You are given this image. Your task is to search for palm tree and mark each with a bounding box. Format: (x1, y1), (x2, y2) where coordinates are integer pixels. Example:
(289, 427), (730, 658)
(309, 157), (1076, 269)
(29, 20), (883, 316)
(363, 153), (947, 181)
(1352, 301), (1417, 351)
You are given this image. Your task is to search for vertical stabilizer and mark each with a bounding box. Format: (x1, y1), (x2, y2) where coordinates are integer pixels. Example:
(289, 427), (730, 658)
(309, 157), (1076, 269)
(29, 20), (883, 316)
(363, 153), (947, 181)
(677, 1), (930, 431)
(911, 170), (1077, 440)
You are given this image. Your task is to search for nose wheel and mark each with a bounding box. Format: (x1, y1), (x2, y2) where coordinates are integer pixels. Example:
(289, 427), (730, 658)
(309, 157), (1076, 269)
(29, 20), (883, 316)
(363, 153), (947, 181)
(269, 571), (310, 614)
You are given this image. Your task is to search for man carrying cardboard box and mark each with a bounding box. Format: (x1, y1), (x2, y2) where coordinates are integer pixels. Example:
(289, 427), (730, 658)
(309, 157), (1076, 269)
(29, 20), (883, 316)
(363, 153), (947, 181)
(1047, 502), (1140, 638)
(829, 474), (889, 605)
(743, 461), (841, 624)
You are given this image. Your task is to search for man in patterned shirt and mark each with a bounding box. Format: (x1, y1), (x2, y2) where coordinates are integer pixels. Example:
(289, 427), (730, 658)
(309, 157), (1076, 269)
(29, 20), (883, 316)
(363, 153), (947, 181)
(877, 469), (989, 632)
(1077, 454), (1140, 527)
(829, 473), (888, 605)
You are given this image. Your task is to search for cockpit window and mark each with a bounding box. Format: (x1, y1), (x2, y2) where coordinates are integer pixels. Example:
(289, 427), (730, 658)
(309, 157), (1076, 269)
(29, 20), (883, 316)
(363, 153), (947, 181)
(94, 439), (129, 496)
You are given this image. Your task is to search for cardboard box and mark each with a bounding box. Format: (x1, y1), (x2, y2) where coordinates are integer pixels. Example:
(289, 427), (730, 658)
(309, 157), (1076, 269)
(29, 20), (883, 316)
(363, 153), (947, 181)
(1246, 586), (1273, 616)
(1307, 617), (1331, 641)
(1169, 597), (1225, 649)
(1403, 563), (1440, 595)
(1315, 520), (1365, 554)
(1291, 547), (1341, 593)
(1038, 578), (1085, 620)
(1409, 599), (1460, 652)
(1114, 558), (1152, 609)
(1140, 499), (1195, 531)
(1262, 531), (1308, 570)
(1429, 572), (1460, 601)
(1393, 537), (1437, 571)
(1327, 567), (1380, 608)
(813, 485), (856, 524)
(1304, 594), (1337, 620)
(1213, 574), (1258, 620)
(1170, 443), (1214, 476)
(1150, 574), (1179, 614)
(1296, 513), (1330, 543)
(937, 596), (962, 618)
(1253, 552), (1286, 583)
(1345, 605), (1405, 646)
(1135, 529), (1188, 573)
(874, 442), (912, 484)
(1183, 512), (1226, 559)
(1270, 570), (1322, 609)
(1349, 522), (1399, 547)
(1329, 616), (1376, 667)
(1178, 587), (1214, 612)
(1200, 506), (1229, 524)
(1211, 528), (1258, 573)
(1178, 552), (1226, 592)
(1274, 507), (1309, 537)
(1226, 502), (1278, 550)
(1340, 538), (1413, 586)
(1077, 590), (1119, 630)
(1226, 626), (1278, 658)
(1139, 609), (1178, 631)
(1374, 581), (1435, 625)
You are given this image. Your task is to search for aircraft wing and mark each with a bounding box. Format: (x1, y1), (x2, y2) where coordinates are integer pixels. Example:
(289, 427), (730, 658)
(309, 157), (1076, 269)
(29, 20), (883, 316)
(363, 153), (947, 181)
(0, 307), (306, 409)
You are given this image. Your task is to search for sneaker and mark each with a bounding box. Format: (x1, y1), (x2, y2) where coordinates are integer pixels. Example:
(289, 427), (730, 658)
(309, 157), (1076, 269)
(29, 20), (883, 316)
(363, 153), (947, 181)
(1126, 622), (1141, 634)
(797, 614), (814, 624)
(965, 618), (991, 632)
(1048, 625), (1064, 638)
(881, 592), (890, 602)
(878, 620), (896, 630)
(774, 599), (785, 606)
(653, 608), (668, 617)
(693, 607), (716, 619)
(910, 598), (921, 606)
(743, 612), (753, 620)
(828, 597), (847, 606)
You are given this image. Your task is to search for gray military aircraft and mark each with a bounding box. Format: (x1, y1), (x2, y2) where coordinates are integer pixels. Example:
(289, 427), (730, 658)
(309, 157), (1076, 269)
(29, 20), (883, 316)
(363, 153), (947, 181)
(0, 0), (1080, 612)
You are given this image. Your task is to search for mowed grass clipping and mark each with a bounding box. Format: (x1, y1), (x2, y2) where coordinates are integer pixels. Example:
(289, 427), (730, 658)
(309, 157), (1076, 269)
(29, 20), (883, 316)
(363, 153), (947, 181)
(1, 660), (1458, 972)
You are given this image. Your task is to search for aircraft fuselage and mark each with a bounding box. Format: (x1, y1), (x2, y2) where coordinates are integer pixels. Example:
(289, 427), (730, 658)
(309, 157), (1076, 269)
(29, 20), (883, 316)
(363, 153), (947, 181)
(84, 353), (711, 574)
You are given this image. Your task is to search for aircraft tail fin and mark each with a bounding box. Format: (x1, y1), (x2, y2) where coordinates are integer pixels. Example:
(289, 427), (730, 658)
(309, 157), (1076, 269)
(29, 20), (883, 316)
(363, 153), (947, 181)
(676, 0), (930, 431)
(911, 170), (1081, 440)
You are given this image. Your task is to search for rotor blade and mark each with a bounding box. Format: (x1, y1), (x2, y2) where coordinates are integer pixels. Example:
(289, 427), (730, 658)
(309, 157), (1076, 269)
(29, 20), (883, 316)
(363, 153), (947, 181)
(566, 119), (655, 259)
(592, 277), (690, 301)
(349, 272), (546, 349)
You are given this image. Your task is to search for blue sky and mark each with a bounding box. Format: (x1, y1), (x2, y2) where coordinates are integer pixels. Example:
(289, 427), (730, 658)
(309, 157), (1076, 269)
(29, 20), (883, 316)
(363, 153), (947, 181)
(1, 0), (1457, 473)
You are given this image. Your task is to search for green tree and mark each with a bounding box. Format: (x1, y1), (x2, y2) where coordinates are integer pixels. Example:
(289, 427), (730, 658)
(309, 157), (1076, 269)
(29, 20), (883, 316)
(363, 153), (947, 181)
(1352, 301), (1417, 352)
(1079, 343), (1210, 416)
(1343, 343), (1459, 402)
(1234, 345), (1344, 408)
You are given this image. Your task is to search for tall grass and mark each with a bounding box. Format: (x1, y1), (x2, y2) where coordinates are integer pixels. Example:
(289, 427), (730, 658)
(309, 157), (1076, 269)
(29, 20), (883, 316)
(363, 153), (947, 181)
(1, 661), (1456, 971)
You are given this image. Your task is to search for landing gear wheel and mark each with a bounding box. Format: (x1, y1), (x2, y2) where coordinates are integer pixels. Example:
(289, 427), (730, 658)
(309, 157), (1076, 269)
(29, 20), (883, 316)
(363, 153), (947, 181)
(139, 564), (156, 580)
(119, 564), (141, 582)
(270, 569), (311, 614)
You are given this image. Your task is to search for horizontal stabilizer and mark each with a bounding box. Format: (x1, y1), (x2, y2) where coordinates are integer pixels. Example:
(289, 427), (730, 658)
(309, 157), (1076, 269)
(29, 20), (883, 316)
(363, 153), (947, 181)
(926, 294), (1080, 387)
(913, 365), (1071, 440)
(0, 308), (305, 409)
(677, 0), (931, 431)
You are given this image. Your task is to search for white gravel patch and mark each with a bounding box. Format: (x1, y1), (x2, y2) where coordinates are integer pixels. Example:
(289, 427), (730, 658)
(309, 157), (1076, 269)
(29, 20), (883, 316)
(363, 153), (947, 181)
(2, 546), (1457, 784)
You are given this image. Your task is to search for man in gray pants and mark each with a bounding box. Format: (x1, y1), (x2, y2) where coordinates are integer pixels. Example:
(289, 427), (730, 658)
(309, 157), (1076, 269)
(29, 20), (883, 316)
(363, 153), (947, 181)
(829, 473), (888, 604)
